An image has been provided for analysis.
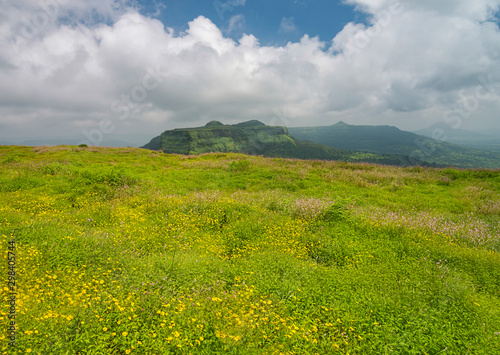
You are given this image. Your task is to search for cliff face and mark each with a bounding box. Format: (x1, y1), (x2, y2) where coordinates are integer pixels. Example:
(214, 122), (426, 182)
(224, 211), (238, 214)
(144, 121), (295, 155)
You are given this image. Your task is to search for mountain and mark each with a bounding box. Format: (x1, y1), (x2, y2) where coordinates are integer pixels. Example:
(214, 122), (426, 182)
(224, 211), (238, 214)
(415, 123), (500, 153)
(288, 122), (500, 169)
(142, 120), (293, 155)
(289, 122), (417, 155)
(142, 120), (423, 166)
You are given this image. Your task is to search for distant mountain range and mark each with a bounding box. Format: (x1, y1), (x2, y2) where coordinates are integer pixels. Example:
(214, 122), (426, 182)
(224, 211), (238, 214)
(4, 120), (498, 169)
(143, 120), (500, 169)
(142, 120), (422, 166)
(289, 122), (500, 169)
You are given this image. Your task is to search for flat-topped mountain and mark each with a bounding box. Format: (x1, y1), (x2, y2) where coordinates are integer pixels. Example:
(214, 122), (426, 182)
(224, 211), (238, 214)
(142, 120), (293, 155)
(142, 120), (419, 166)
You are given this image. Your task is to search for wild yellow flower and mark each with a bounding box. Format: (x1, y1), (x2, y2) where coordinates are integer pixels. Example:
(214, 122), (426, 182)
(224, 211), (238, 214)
(122, 331), (128, 336)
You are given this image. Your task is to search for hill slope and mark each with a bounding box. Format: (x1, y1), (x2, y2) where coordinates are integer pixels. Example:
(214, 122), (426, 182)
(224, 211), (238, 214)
(142, 120), (424, 166)
(288, 122), (500, 169)
(0, 145), (499, 353)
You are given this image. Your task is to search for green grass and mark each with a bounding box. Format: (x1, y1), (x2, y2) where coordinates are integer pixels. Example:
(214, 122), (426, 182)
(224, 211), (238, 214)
(0, 145), (499, 354)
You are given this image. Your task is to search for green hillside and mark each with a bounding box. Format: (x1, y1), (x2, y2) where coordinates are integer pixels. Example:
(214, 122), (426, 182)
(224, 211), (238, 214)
(289, 122), (500, 169)
(143, 120), (294, 155)
(143, 121), (424, 167)
(0, 145), (499, 354)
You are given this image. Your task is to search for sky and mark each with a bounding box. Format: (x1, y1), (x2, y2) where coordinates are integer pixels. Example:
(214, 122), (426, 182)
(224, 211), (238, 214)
(1, 0), (500, 145)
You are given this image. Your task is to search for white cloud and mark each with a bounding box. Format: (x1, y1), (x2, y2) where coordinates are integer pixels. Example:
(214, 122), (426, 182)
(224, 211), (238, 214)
(1, 0), (500, 143)
(226, 14), (245, 35)
(279, 17), (297, 33)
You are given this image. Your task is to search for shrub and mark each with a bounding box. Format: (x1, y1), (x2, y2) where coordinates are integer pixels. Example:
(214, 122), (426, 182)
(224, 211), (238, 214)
(228, 160), (251, 172)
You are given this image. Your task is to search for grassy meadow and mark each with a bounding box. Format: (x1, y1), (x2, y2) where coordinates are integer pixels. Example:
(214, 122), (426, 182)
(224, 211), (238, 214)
(0, 145), (499, 354)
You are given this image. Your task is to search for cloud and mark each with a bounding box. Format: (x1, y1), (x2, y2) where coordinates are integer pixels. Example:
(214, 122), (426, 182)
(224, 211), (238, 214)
(226, 14), (245, 35)
(1, 0), (500, 143)
(279, 17), (297, 33)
